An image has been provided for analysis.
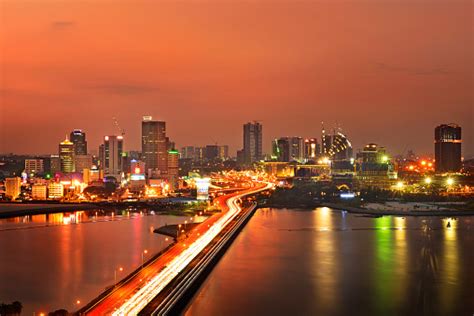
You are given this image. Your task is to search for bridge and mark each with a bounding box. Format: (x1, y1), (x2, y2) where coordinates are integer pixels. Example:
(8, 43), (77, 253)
(78, 179), (273, 315)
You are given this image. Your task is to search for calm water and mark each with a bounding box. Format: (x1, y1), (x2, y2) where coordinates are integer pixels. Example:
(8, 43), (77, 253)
(0, 209), (201, 315)
(185, 208), (474, 316)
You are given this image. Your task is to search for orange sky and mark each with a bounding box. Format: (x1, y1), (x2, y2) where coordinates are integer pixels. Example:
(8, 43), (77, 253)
(1, 0), (472, 157)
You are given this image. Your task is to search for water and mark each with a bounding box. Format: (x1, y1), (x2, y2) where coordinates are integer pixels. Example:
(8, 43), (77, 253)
(185, 208), (474, 316)
(0, 209), (198, 315)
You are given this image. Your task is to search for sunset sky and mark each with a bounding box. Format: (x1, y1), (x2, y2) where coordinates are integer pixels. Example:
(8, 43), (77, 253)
(1, 0), (472, 157)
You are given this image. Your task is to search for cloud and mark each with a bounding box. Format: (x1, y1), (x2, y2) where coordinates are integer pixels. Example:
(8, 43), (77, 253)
(82, 83), (159, 95)
(51, 21), (76, 30)
(374, 62), (450, 76)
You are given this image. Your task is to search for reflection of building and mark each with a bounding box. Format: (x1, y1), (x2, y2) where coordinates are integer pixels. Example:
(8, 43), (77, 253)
(25, 159), (44, 175)
(103, 135), (123, 176)
(48, 182), (64, 199)
(32, 184), (47, 200)
(142, 116), (168, 177)
(70, 129), (87, 155)
(435, 124), (462, 173)
(59, 137), (75, 173)
(243, 121), (263, 164)
(5, 177), (21, 200)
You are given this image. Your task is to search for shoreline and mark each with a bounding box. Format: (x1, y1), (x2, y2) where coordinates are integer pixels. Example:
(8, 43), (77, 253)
(262, 202), (474, 217)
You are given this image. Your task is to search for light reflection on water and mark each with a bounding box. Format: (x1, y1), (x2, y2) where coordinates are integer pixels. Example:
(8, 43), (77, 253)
(185, 208), (474, 316)
(0, 209), (201, 315)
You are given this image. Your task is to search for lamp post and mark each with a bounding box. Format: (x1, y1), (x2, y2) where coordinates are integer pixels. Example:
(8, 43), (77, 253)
(114, 266), (123, 286)
(141, 249), (148, 269)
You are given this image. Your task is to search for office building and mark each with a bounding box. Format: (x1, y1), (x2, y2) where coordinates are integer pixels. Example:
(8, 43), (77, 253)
(273, 137), (304, 162)
(48, 182), (64, 199)
(25, 159), (44, 175)
(32, 184), (47, 200)
(5, 177), (21, 200)
(304, 138), (319, 161)
(205, 145), (219, 161)
(70, 129), (87, 155)
(103, 135), (123, 176)
(243, 121), (263, 164)
(59, 137), (75, 173)
(181, 146), (195, 160)
(142, 116), (168, 176)
(168, 149), (179, 190)
(218, 145), (229, 160)
(74, 154), (93, 173)
(435, 124), (462, 173)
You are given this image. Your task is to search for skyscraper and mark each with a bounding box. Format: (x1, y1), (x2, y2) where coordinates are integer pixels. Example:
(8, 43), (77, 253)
(273, 137), (304, 162)
(59, 137), (75, 173)
(435, 124), (462, 173)
(243, 121), (263, 164)
(142, 116), (168, 177)
(70, 129), (87, 155)
(103, 135), (123, 176)
(167, 149), (179, 190)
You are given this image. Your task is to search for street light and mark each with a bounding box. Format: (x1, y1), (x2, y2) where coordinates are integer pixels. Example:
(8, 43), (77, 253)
(446, 178), (454, 186)
(114, 266), (123, 286)
(396, 181), (404, 189)
(424, 177), (432, 184)
(141, 249), (148, 269)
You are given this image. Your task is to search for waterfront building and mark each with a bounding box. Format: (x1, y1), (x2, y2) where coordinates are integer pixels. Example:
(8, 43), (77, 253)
(435, 124), (462, 173)
(70, 129), (87, 155)
(243, 121), (263, 164)
(31, 184), (47, 200)
(5, 177), (21, 200)
(142, 116), (168, 177)
(48, 182), (64, 199)
(355, 143), (397, 189)
(59, 137), (75, 173)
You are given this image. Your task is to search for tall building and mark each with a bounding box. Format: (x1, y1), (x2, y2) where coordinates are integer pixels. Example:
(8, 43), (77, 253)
(70, 129), (87, 155)
(5, 177), (21, 200)
(243, 121), (263, 164)
(205, 145), (219, 161)
(273, 137), (304, 162)
(167, 149), (179, 190)
(49, 155), (61, 174)
(181, 146), (195, 159)
(142, 116), (168, 177)
(218, 145), (229, 160)
(435, 124), (462, 173)
(59, 137), (75, 173)
(304, 138), (319, 161)
(25, 159), (44, 175)
(103, 135), (123, 176)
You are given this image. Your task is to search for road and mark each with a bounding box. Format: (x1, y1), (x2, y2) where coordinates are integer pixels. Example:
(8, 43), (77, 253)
(81, 180), (272, 315)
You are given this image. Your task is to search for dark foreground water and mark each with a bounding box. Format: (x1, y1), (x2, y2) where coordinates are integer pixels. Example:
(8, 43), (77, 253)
(185, 208), (474, 316)
(0, 209), (202, 315)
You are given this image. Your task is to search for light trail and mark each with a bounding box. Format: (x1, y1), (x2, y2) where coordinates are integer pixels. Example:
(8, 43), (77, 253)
(111, 182), (273, 315)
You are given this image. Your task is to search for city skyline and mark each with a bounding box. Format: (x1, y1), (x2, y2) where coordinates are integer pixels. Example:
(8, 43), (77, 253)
(1, 1), (472, 156)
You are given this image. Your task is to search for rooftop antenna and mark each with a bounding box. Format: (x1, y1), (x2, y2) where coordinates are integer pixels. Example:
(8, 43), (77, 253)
(112, 117), (126, 137)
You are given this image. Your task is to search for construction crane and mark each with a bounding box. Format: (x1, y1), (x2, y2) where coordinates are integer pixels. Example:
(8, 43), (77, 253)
(112, 117), (126, 137)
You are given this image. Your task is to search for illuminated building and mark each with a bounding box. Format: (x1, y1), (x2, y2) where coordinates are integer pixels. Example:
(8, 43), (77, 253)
(5, 177), (21, 200)
(47, 155), (61, 174)
(167, 150), (179, 190)
(435, 124), (462, 173)
(273, 137), (304, 162)
(103, 135), (123, 176)
(32, 184), (47, 200)
(304, 138), (320, 161)
(59, 137), (75, 173)
(355, 143), (397, 189)
(74, 154), (93, 173)
(243, 121), (263, 164)
(70, 129), (87, 155)
(83, 166), (102, 184)
(196, 178), (211, 200)
(25, 159), (44, 175)
(142, 116), (168, 177)
(48, 182), (64, 199)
